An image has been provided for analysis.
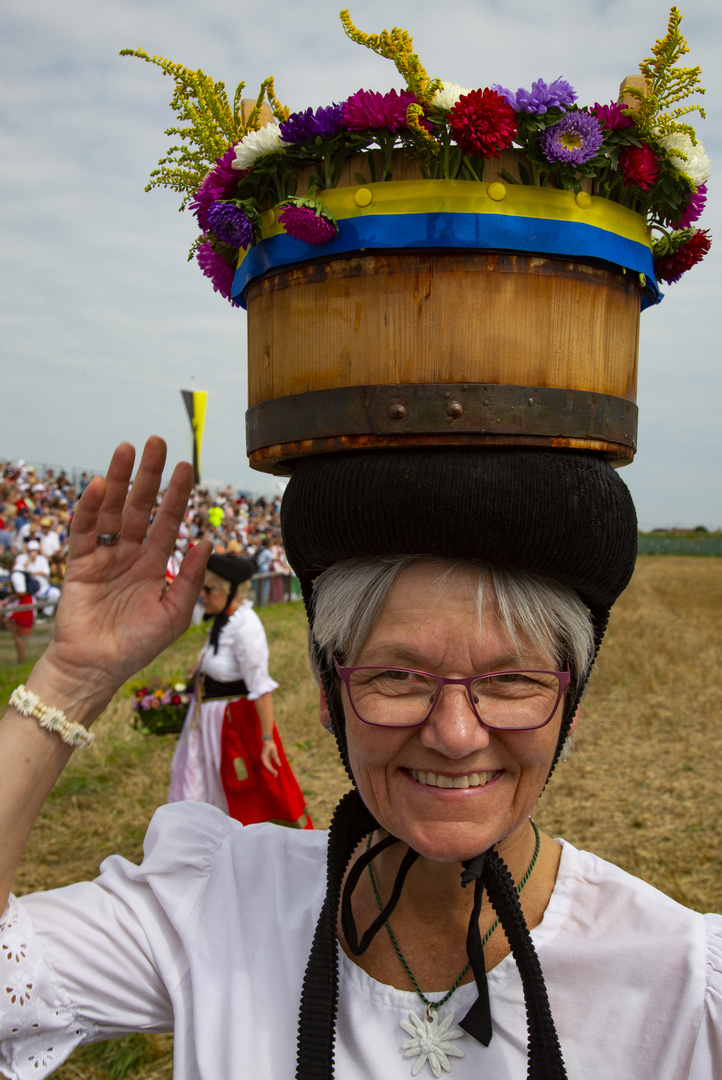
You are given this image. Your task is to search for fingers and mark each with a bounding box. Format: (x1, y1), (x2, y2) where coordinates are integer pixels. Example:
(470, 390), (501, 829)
(119, 437), (168, 546)
(69, 443), (136, 557)
(146, 461), (195, 556)
(164, 539), (211, 618)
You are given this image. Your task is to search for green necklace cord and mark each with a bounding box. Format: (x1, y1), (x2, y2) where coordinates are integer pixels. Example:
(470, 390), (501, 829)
(366, 818), (541, 1015)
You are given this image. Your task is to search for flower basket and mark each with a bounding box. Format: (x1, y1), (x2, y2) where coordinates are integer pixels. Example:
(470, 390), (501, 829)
(123, 9), (710, 475)
(243, 150), (647, 472)
(131, 683), (191, 736)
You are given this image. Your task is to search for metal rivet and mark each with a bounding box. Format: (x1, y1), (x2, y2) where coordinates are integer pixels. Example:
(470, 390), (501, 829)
(528, 398), (534, 406)
(388, 403), (406, 420)
(446, 401), (463, 419)
(496, 418), (501, 424)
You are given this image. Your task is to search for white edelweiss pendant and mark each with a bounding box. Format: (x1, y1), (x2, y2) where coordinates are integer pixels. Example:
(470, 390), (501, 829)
(400, 1007), (466, 1077)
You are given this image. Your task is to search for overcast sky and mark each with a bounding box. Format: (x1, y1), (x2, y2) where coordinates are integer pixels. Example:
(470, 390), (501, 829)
(1, 0), (719, 528)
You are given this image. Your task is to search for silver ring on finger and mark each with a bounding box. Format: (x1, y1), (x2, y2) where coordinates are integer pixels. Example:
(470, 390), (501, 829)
(97, 531), (121, 547)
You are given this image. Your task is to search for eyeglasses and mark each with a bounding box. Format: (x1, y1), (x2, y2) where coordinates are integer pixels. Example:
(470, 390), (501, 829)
(333, 657), (571, 731)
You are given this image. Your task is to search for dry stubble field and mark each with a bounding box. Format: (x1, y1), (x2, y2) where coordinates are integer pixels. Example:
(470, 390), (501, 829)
(1, 555), (720, 1078)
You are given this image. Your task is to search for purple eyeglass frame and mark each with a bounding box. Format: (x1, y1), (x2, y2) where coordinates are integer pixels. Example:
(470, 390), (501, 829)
(332, 656), (571, 730)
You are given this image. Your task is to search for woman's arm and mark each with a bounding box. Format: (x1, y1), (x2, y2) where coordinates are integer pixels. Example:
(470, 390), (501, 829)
(0, 437), (211, 911)
(255, 692), (281, 776)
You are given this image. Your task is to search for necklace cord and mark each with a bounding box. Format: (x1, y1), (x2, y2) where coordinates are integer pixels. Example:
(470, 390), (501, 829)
(366, 819), (541, 1028)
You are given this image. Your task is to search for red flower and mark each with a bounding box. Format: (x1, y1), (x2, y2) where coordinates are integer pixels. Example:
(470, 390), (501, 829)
(171, 694), (182, 705)
(654, 229), (711, 284)
(619, 145), (658, 190)
(447, 88), (517, 159)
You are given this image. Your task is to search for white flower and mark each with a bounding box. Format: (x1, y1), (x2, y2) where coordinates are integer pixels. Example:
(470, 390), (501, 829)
(432, 81), (472, 112)
(400, 1008), (465, 1077)
(232, 124), (286, 170)
(657, 132), (711, 187)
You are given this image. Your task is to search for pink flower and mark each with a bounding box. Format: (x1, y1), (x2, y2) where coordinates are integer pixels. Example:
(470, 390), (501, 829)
(672, 183), (707, 228)
(447, 88), (517, 159)
(619, 145), (658, 190)
(197, 242), (236, 301)
(342, 88), (422, 133)
(278, 205), (337, 245)
(592, 101), (634, 130)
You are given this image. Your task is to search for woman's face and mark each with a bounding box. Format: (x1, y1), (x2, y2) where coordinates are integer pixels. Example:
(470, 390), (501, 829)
(200, 573), (230, 616)
(342, 560), (567, 864)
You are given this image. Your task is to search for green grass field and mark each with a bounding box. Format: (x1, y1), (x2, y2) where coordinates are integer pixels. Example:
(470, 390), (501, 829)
(2, 556), (721, 1078)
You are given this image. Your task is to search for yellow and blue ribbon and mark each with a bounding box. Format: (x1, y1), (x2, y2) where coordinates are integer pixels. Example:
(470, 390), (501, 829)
(232, 180), (660, 310)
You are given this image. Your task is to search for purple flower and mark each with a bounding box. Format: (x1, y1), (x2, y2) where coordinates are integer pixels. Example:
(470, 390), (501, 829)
(190, 145), (245, 232)
(197, 241), (236, 301)
(672, 183), (707, 228)
(492, 77), (577, 115)
(342, 88), (421, 133)
(206, 202), (254, 248)
(592, 101), (634, 131)
(540, 112), (604, 165)
(279, 104), (344, 143)
(278, 205), (337, 245)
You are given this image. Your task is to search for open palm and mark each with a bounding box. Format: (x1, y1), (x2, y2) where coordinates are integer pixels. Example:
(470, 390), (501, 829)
(47, 438), (210, 703)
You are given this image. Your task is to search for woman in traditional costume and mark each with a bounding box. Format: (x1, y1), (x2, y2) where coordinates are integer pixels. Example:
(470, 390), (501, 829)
(169, 551), (310, 828)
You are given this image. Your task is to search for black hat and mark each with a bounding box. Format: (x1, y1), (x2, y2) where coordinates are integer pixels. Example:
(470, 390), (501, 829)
(206, 553), (255, 585)
(283, 446), (637, 618)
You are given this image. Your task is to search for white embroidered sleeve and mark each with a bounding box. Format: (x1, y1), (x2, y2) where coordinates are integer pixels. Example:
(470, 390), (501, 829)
(0, 895), (95, 1079)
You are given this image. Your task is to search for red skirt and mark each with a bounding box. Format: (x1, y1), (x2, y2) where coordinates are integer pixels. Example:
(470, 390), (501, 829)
(220, 697), (312, 828)
(8, 595), (33, 636)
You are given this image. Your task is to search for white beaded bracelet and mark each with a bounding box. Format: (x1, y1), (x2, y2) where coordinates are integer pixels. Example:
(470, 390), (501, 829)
(9, 685), (95, 750)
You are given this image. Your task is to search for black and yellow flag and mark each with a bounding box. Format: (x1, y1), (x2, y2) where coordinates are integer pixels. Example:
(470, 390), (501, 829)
(181, 390), (207, 485)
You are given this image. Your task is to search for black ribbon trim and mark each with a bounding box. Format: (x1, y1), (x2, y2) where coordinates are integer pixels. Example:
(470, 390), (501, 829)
(341, 835), (419, 956)
(459, 851), (493, 1045)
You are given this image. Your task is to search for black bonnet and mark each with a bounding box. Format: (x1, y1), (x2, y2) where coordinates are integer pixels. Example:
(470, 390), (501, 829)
(282, 447), (637, 613)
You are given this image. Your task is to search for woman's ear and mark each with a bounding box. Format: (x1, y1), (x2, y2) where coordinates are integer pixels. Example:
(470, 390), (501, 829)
(569, 705), (580, 735)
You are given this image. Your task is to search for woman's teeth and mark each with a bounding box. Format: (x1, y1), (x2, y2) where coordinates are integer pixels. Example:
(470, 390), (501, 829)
(408, 769), (497, 789)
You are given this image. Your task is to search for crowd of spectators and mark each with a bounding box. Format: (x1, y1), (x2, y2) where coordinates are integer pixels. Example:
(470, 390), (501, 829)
(0, 459), (293, 662)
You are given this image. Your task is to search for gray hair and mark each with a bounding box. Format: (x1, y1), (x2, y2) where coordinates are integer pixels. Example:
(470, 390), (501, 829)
(310, 556), (595, 694)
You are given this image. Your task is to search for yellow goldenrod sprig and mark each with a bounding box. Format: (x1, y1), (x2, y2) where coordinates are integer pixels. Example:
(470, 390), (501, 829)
(339, 9), (442, 107)
(623, 6), (706, 139)
(240, 77), (291, 135)
(406, 103), (439, 153)
(120, 50), (290, 210)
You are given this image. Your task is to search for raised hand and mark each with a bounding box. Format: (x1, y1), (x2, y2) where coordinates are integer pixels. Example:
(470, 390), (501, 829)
(39, 437), (211, 720)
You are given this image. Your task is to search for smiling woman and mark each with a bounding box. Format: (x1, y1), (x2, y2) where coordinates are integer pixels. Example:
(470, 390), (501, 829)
(315, 558), (586, 865)
(0, 440), (720, 1080)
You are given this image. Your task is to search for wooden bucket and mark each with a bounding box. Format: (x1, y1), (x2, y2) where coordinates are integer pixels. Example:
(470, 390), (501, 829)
(243, 151), (644, 474)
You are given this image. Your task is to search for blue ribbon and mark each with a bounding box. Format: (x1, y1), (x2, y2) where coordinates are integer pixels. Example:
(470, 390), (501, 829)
(232, 211), (661, 310)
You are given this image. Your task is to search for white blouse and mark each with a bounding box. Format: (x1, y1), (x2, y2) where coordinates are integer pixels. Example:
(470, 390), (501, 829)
(199, 600), (278, 700)
(1, 803), (720, 1080)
